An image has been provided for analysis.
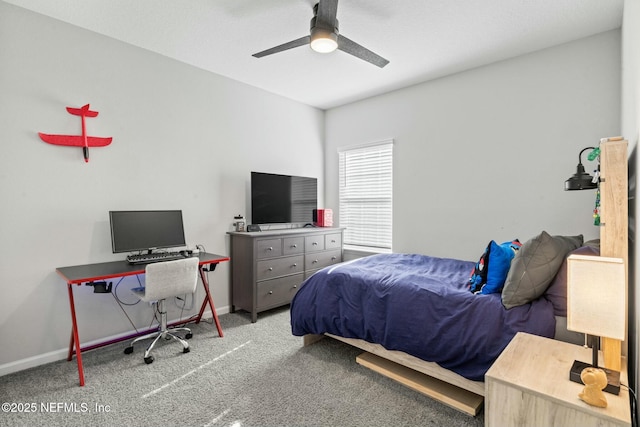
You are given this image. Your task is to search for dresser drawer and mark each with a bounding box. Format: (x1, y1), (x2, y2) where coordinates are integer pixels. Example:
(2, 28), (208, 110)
(256, 238), (282, 259)
(229, 228), (343, 323)
(305, 249), (342, 271)
(305, 235), (326, 252)
(256, 274), (304, 309)
(257, 255), (304, 281)
(325, 233), (342, 249)
(283, 237), (304, 255)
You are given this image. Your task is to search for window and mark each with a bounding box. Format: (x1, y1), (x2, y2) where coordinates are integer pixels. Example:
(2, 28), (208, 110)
(338, 140), (393, 251)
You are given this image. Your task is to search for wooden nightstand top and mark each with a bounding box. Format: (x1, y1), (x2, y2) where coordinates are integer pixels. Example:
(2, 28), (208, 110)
(486, 332), (630, 426)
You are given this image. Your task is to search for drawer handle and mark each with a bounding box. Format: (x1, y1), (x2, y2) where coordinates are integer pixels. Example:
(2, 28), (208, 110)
(312, 259), (318, 264)
(267, 247), (273, 251)
(292, 263), (297, 267)
(331, 256), (337, 261)
(268, 267), (273, 271)
(291, 244), (297, 248)
(312, 242), (318, 246)
(293, 285), (297, 289)
(268, 291), (273, 295)
(331, 239), (336, 243)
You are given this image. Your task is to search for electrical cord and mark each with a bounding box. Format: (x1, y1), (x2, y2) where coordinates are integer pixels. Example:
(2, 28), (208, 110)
(112, 276), (142, 306)
(622, 384), (638, 427)
(149, 304), (161, 330)
(104, 252), (211, 337)
(174, 293), (194, 311)
(175, 249), (217, 326)
(109, 276), (142, 334)
(194, 266), (216, 325)
(174, 293), (194, 326)
(107, 274), (161, 335)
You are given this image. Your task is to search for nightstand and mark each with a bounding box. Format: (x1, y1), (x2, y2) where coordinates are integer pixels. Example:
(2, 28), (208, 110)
(485, 332), (631, 427)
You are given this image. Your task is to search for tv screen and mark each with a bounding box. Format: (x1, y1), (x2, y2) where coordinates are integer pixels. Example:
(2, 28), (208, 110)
(109, 210), (186, 253)
(251, 172), (317, 225)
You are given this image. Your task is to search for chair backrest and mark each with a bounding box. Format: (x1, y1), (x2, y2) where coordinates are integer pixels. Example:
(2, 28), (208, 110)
(142, 257), (199, 301)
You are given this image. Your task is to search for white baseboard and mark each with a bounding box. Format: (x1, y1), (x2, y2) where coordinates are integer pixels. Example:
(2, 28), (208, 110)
(0, 306), (229, 377)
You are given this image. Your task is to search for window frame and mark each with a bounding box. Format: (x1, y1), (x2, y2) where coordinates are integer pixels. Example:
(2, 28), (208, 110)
(338, 139), (393, 252)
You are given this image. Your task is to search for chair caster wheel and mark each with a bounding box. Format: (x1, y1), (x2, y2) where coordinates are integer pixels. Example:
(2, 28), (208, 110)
(185, 333), (193, 339)
(144, 356), (154, 364)
(183, 347), (190, 354)
(124, 346), (133, 355)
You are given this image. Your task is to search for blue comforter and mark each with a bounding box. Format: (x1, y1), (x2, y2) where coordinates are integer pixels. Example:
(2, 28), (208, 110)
(290, 253), (555, 381)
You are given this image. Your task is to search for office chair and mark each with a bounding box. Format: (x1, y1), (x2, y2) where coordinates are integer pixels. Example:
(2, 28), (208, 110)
(124, 257), (199, 364)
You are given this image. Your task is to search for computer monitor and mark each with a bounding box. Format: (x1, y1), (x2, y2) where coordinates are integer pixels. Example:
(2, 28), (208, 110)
(109, 210), (186, 254)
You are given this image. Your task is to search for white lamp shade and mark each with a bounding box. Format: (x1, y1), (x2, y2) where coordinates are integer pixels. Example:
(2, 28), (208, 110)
(566, 254), (625, 340)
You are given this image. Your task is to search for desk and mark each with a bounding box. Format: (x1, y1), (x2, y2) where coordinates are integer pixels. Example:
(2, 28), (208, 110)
(56, 252), (230, 386)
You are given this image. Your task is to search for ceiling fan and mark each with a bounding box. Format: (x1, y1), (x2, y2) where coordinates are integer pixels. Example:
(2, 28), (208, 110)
(252, 0), (389, 68)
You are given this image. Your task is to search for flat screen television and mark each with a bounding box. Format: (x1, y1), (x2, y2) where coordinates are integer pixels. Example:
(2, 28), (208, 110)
(109, 210), (186, 253)
(251, 172), (317, 225)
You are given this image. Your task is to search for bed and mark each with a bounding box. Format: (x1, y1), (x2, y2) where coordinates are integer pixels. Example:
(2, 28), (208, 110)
(290, 235), (595, 414)
(290, 139), (628, 417)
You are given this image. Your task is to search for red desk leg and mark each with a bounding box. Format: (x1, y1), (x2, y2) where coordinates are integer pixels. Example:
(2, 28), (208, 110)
(196, 265), (224, 337)
(66, 283), (85, 386)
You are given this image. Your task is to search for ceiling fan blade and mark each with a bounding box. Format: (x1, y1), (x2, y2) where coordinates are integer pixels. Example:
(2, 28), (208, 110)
(316, 0), (338, 28)
(252, 36), (311, 58)
(337, 35), (389, 68)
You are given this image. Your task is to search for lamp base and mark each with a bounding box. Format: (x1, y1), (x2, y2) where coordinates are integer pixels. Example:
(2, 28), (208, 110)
(569, 360), (620, 395)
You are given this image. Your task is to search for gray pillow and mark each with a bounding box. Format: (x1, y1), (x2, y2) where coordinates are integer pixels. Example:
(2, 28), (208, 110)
(501, 231), (583, 309)
(544, 244), (600, 316)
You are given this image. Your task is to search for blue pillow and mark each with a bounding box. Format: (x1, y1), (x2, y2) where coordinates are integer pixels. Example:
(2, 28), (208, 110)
(480, 239), (521, 294)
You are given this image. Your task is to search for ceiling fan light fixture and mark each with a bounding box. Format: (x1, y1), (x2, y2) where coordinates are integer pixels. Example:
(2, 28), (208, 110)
(252, 0), (389, 67)
(310, 28), (338, 53)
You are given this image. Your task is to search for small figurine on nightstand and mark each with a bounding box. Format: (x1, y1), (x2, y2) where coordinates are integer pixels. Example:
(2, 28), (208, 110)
(579, 367), (608, 408)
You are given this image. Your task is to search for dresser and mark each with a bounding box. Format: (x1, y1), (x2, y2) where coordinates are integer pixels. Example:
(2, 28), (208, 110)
(228, 227), (344, 322)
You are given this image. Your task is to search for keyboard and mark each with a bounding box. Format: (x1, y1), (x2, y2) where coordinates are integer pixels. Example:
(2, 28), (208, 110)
(126, 252), (186, 264)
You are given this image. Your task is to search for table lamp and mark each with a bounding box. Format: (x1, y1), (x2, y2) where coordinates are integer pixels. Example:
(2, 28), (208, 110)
(566, 254), (625, 395)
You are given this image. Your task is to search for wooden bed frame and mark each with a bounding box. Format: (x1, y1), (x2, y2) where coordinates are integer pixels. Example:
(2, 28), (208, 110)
(302, 138), (628, 417)
(304, 333), (485, 415)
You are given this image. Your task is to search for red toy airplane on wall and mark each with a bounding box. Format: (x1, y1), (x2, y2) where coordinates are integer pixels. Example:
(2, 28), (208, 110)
(39, 104), (112, 162)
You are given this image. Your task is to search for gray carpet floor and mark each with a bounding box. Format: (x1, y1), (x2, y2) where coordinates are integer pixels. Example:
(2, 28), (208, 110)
(0, 307), (484, 427)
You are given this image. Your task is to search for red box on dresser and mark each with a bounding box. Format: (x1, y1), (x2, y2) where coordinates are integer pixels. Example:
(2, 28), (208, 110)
(313, 209), (333, 227)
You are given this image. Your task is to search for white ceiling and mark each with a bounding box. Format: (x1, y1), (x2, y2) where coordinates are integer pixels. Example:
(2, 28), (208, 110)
(4, 0), (624, 110)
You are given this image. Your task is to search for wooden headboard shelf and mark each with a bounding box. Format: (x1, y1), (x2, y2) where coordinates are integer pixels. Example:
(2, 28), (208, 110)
(599, 138), (629, 371)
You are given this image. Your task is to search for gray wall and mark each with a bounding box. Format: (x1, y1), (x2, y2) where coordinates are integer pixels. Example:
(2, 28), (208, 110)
(325, 30), (621, 262)
(0, 3), (324, 373)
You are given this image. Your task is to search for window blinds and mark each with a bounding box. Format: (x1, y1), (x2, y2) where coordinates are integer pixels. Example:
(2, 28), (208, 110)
(338, 140), (393, 250)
